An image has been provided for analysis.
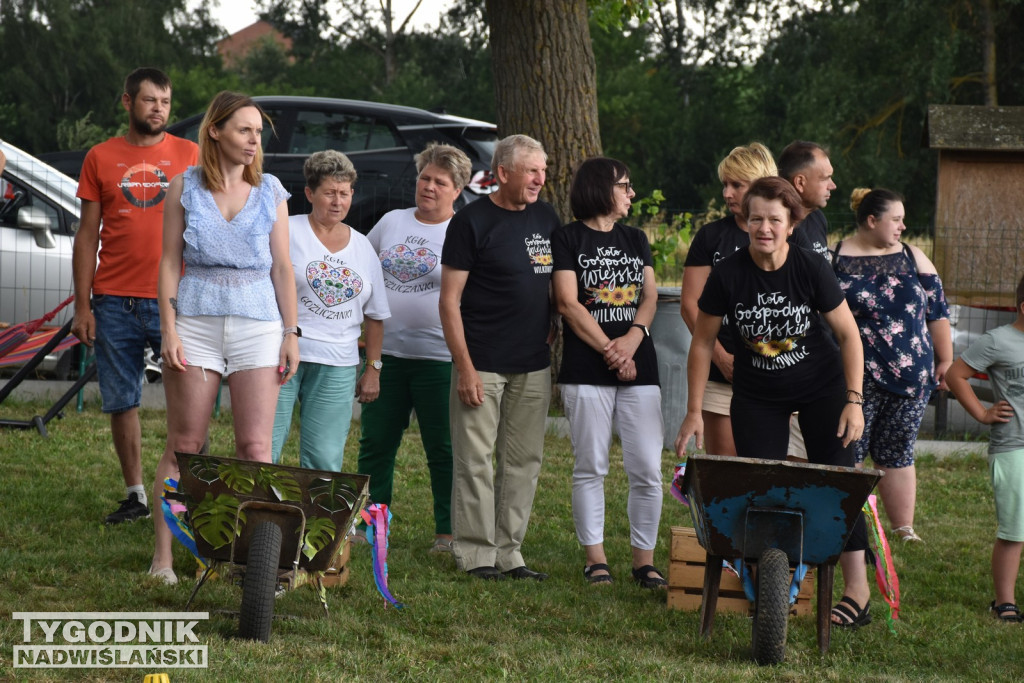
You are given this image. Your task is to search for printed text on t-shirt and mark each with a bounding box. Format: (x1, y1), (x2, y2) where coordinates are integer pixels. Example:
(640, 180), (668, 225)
(734, 291), (811, 370)
(526, 233), (553, 273)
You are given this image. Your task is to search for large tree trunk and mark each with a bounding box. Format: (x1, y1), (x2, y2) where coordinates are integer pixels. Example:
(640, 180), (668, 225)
(485, 0), (603, 223)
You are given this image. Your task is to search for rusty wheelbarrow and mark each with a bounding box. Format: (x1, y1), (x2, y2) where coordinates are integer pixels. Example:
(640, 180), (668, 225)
(681, 454), (882, 664)
(167, 452), (370, 642)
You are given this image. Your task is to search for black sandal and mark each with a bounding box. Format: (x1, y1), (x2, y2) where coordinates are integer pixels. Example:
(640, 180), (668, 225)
(831, 596), (871, 629)
(631, 564), (667, 589)
(990, 601), (1024, 623)
(583, 563), (613, 585)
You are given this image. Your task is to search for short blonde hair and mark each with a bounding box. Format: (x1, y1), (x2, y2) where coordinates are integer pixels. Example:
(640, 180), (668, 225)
(415, 142), (472, 189)
(303, 150), (357, 191)
(492, 134), (546, 176)
(717, 142), (777, 184)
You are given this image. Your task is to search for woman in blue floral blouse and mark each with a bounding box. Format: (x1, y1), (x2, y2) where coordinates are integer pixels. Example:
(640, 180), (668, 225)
(833, 188), (952, 543)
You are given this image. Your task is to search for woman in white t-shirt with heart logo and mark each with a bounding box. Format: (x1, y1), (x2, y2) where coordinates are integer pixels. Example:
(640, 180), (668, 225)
(271, 150), (390, 471)
(356, 143), (473, 553)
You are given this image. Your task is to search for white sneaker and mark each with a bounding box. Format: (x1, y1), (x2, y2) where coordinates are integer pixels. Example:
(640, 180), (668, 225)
(148, 566), (179, 585)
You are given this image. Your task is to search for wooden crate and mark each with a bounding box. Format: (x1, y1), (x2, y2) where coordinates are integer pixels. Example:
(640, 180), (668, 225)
(667, 526), (814, 616)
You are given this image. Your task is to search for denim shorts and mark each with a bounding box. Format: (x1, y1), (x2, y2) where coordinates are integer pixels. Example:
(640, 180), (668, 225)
(92, 295), (161, 414)
(175, 314), (283, 377)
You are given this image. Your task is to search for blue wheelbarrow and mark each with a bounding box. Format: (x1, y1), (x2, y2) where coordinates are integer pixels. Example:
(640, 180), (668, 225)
(681, 454), (882, 665)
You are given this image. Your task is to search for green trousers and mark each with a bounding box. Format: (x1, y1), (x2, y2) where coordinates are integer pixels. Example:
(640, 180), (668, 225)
(357, 355), (454, 535)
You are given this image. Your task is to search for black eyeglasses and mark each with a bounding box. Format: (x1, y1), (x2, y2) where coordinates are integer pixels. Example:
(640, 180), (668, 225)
(614, 181), (634, 191)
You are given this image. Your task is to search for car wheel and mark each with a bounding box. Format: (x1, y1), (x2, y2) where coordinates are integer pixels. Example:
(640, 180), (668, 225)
(144, 352), (162, 384)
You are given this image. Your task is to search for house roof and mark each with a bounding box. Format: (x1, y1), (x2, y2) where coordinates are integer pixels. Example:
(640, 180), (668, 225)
(927, 104), (1024, 151)
(217, 20), (293, 68)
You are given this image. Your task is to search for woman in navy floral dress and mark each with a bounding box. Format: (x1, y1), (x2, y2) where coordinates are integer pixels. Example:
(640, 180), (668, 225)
(833, 188), (952, 543)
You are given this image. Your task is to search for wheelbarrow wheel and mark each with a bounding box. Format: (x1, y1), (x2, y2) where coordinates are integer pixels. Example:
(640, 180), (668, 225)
(752, 547), (789, 665)
(239, 521), (282, 642)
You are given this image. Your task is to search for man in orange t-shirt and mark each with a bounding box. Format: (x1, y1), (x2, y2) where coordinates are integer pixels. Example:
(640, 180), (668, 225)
(72, 67), (198, 526)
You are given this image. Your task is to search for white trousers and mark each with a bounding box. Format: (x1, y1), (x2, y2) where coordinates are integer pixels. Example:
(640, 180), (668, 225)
(561, 383), (664, 550)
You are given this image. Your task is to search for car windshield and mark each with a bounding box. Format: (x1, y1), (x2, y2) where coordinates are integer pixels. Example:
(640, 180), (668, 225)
(460, 128), (498, 164)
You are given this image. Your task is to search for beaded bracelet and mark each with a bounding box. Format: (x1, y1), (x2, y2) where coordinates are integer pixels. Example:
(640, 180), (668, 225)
(847, 399), (864, 405)
(846, 389), (863, 401)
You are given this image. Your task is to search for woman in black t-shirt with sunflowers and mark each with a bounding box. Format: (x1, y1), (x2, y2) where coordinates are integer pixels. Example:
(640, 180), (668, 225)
(675, 176), (873, 630)
(553, 157), (665, 590)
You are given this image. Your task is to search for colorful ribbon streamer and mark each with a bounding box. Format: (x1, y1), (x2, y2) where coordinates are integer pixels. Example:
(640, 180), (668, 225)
(161, 478), (208, 570)
(788, 563), (808, 604)
(737, 557), (807, 606)
(863, 494), (900, 631)
(670, 463), (689, 506)
(738, 560), (756, 603)
(359, 503), (404, 609)
(736, 557), (808, 605)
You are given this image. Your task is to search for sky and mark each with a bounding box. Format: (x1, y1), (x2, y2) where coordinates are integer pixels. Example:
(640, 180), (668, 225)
(203, 0), (457, 35)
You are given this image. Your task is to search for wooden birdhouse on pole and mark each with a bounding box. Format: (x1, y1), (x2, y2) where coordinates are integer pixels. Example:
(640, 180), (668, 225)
(927, 104), (1024, 308)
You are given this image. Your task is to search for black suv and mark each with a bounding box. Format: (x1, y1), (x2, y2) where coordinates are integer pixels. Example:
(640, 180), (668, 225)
(40, 96), (499, 232)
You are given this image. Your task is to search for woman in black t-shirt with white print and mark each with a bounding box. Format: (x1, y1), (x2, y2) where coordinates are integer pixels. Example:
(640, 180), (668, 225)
(674, 177), (873, 630)
(680, 142), (777, 457)
(553, 157), (665, 590)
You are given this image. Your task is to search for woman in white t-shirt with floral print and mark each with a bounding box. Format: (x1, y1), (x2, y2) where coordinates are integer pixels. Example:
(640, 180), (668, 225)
(356, 143), (472, 553)
(271, 150), (390, 472)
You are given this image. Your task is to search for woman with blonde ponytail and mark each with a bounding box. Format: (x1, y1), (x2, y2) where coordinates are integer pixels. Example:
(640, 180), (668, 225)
(833, 187), (952, 545)
(680, 142), (777, 457)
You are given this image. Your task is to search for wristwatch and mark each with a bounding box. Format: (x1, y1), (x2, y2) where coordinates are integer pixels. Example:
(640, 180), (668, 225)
(283, 326), (302, 338)
(367, 359), (383, 371)
(631, 323), (650, 338)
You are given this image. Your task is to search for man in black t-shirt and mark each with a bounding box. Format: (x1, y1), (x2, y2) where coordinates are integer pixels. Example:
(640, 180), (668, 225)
(439, 134), (560, 582)
(777, 141), (841, 461)
(779, 140), (837, 264)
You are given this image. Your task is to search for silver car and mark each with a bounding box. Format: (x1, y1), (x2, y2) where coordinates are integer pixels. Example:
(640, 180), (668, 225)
(0, 139), (79, 329)
(1, 140), (81, 378)
(1, 140), (164, 382)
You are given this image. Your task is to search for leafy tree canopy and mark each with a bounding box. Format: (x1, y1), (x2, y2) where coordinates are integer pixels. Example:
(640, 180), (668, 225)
(591, 0), (1024, 227)
(0, 0), (223, 151)
(3, 0), (1022, 232)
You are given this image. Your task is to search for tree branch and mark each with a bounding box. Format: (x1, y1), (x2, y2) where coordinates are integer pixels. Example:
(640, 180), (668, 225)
(395, 0), (424, 35)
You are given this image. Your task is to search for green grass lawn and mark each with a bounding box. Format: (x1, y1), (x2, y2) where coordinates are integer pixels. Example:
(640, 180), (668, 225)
(0, 400), (1018, 681)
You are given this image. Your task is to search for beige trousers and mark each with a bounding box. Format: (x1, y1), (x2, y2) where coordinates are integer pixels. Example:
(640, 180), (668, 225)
(449, 367), (550, 572)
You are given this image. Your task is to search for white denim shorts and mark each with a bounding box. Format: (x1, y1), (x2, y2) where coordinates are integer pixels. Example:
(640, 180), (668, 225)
(175, 315), (282, 377)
